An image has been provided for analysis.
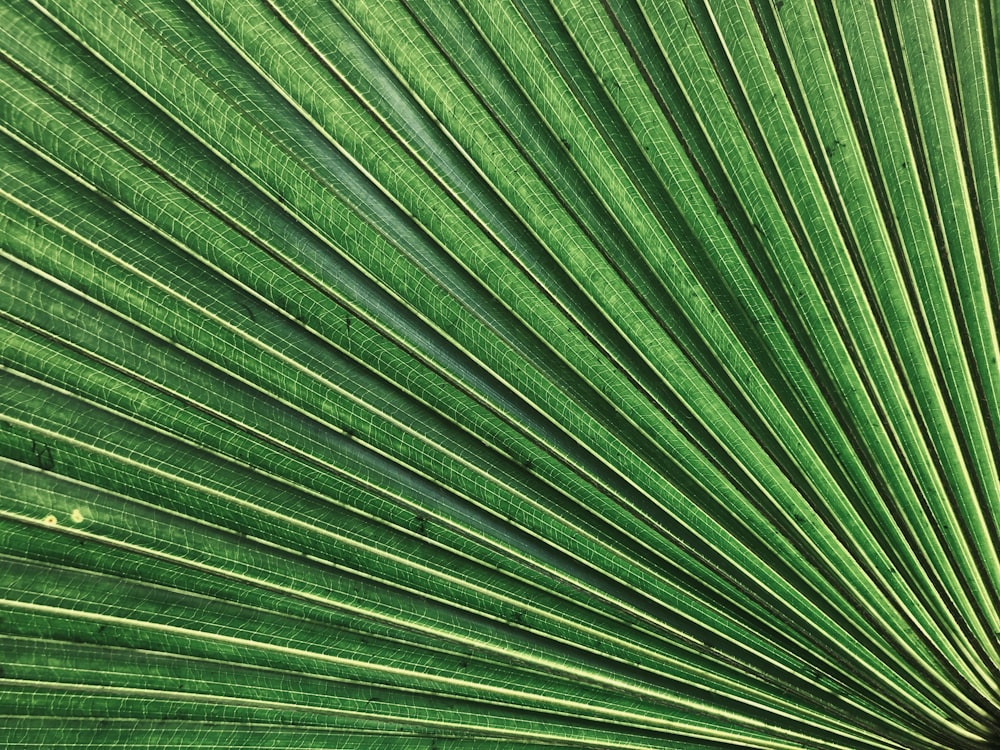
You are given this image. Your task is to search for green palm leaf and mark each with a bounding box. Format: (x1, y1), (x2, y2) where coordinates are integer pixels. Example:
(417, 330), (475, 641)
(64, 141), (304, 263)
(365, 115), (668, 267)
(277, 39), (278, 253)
(2, 0), (998, 747)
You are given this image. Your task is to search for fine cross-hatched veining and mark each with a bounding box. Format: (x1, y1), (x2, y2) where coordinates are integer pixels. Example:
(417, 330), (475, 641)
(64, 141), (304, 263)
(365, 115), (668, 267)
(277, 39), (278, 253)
(1, 1), (998, 748)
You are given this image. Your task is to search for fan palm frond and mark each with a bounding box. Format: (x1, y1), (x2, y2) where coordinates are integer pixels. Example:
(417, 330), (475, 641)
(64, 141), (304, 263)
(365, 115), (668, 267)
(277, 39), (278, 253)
(2, 1), (999, 747)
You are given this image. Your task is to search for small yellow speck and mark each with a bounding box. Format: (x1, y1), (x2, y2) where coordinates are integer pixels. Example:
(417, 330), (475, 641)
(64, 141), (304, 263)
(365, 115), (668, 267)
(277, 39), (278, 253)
(42, 514), (57, 525)
(71, 508), (84, 523)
